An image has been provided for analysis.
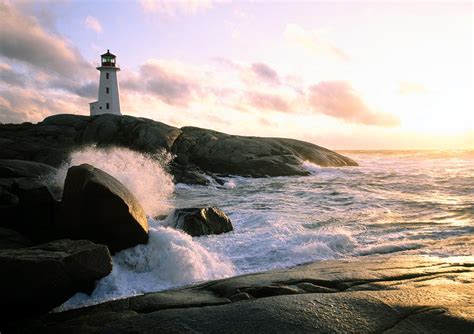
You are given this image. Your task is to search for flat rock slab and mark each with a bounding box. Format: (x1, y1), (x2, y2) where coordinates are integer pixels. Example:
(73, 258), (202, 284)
(6, 254), (473, 333)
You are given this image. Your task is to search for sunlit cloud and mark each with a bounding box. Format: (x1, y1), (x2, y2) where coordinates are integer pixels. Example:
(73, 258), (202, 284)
(0, 63), (27, 87)
(0, 1), (89, 78)
(398, 81), (427, 95)
(247, 92), (291, 113)
(84, 15), (102, 34)
(308, 81), (399, 127)
(140, 0), (214, 16)
(123, 59), (203, 106)
(284, 24), (350, 62)
(0, 86), (86, 124)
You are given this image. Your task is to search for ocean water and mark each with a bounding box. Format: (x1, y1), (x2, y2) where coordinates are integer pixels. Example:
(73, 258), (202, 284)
(55, 148), (474, 310)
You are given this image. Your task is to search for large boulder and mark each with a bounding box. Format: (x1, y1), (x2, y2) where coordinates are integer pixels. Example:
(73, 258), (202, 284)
(57, 164), (148, 253)
(164, 207), (233, 236)
(0, 239), (112, 320)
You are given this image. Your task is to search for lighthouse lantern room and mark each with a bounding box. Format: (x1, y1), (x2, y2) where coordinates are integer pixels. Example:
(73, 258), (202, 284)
(89, 50), (122, 116)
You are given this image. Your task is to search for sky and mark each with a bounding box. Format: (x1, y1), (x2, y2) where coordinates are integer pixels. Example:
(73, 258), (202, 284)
(0, 0), (472, 150)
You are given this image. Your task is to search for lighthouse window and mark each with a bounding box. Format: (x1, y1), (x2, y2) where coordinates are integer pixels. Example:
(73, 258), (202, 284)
(106, 73), (109, 79)
(106, 87), (110, 94)
(106, 103), (110, 109)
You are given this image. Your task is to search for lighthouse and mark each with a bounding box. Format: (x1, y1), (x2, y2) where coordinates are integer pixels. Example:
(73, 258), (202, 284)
(89, 50), (122, 116)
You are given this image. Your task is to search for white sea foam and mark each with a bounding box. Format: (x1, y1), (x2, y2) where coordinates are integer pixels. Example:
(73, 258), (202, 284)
(357, 242), (424, 256)
(197, 215), (358, 273)
(57, 219), (235, 311)
(50, 146), (174, 217)
(301, 160), (321, 174)
(223, 179), (236, 189)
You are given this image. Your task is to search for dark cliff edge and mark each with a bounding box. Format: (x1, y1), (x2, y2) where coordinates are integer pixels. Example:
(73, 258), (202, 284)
(0, 114), (357, 184)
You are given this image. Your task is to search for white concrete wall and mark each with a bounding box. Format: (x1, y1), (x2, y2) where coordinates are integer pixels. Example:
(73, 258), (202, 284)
(90, 67), (122, 116)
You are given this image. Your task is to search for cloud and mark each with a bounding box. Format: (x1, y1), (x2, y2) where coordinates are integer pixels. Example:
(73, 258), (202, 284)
(211, 57), (242, 71)
(0, 63), (27, 87)
(123, 60), (201, 106)
(140, 0), (214, 16)
(84, 15), (102, 34)
(247, 92), (291, 113)
(47, 78), (98, 98)
(250, 63), (280, 85)
(284, 24), (350, 62)
(308, 81), (399, 127)
(398, 81), (426, 95)
(0, 86), (86, 124)
(0, 1), (91, 78)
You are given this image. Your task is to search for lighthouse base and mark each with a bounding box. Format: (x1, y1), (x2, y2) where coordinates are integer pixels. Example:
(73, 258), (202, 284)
(90, 101), (122, 116)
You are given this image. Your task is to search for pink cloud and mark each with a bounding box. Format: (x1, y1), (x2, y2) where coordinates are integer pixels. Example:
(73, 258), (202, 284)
(140, 0), (214, 16)
(122, 60), (201, 106)
(308, 81), (399, 127)
(247, 92), (291, 113)
(0, 2), (91, 78)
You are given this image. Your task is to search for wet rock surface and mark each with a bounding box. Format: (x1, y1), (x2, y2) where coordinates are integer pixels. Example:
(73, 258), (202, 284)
(6, 255), (473, 333)
(0, 239), (112, 322)
(0, 114), (357, 184)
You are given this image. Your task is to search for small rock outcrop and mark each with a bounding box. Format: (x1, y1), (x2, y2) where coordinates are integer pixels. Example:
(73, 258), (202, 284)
(0, 239), (112, 320)
(164, 207), (233, 236)
(57, 164), (148, 253)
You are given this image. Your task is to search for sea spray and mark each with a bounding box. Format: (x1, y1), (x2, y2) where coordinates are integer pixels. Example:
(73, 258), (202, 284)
(57, 218), (236, 311)
(50, 146), (174, 217)
(301, 160), (321, 174)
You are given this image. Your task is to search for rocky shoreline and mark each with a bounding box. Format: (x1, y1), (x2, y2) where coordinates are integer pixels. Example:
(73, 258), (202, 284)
(3, 254), (473, 333)
(1, 115), (472, 332)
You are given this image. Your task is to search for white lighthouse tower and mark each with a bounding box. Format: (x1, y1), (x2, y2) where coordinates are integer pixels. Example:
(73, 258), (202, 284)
(89, 50), (122, 116)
